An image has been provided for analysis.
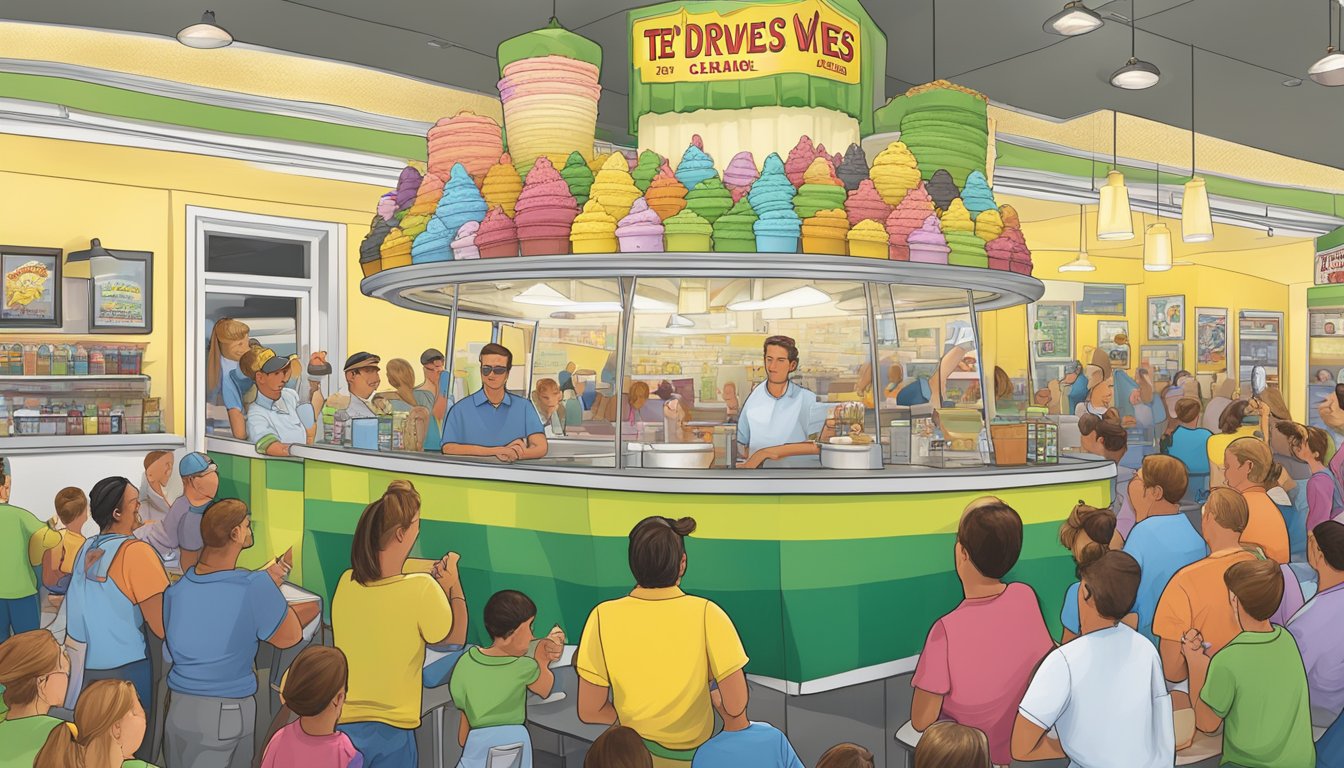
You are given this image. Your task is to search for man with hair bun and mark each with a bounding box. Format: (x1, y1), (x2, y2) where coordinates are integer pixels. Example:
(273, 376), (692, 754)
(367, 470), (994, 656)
(1287, 520), (1344, 728)
(163, 498), (318, 768)
(1183, 558), (1315, 768)
(1014, 551), (1174, 766)
(910, 497), (1053, 767)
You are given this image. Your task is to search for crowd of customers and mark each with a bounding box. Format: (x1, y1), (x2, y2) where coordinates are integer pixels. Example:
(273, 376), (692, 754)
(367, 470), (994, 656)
(4, 376), (1344, 768)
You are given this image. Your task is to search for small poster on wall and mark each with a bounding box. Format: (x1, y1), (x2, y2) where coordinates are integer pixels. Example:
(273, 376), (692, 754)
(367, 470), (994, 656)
(0, 246), (62, 328)
(1097, 320), (1129, 368)
(1148, 295), (1185, 340)
(1078, 284), (1127, 315)
(1033, 303), (1072, 360)
(1196, 308), (1229, 374)
(1315, 243), (1344, 285)
(89, 250), (153, 334)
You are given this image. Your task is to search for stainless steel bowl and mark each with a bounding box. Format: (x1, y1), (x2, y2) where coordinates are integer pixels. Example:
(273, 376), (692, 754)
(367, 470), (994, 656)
(819, 442), (881, 470)
(641, 442), (715, 469)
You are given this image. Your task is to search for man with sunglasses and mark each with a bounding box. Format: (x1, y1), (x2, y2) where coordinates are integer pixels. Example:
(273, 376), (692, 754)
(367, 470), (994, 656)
(342, 351), (392, 420)
(441, 343), (548, 463)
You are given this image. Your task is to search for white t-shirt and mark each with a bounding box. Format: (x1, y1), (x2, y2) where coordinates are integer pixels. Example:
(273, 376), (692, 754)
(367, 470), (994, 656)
(1018, 624), (1174, 768)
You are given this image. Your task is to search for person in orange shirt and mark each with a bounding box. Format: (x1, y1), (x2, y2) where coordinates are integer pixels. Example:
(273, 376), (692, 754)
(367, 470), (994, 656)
(1223, 437), (1291, 563)
(1153, 488), (1258, 683)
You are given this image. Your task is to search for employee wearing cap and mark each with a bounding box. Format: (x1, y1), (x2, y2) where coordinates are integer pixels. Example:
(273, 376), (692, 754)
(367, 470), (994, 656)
(135, 451), (219, 572)
(245, 346), (320, 457)
(441, 343), (548, 462)
(343, 351), (393, 420)
(416, 348), (453, 451)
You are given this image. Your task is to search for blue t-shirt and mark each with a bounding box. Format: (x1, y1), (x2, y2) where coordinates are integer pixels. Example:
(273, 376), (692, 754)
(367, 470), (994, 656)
(1060, 581), (1081, 635)
(442, 389), (544, 449)
(164, 567), (289, 698)
(896, 378), (932, 406)
(1123, 514), (1208, 644)
(1167, 425), (1214, 475)
(691, 722), (805, 768)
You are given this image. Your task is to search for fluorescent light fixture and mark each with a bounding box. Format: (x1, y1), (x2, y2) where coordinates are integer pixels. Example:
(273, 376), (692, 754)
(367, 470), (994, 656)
(1096, 170), (1134, 240)
(1181, 176), (1214, 242)
(1309, 47), (1344, 86)
(1111, 57), (1161, 89)
(666, 314), (694, 328)
(727, 286), (830, 312)
(1043, 1), (1103, 35)
(1059, 204), (1096, 272)
(177, 11), (233, 49)
(1143, 222), (1173, 271)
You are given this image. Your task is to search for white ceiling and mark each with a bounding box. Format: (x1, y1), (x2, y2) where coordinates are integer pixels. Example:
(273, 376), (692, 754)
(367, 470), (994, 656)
(4, 0), (1342, 170)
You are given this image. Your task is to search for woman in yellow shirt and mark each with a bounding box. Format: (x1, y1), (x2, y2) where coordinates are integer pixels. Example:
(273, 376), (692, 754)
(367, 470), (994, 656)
(576, 516), (750, 768)
(331, 480), (469, 768)
(1207, 400), (1260, 489)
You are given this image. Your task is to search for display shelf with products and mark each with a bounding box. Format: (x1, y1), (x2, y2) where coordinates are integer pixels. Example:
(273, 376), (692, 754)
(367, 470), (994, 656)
(0, 373), (162, 438)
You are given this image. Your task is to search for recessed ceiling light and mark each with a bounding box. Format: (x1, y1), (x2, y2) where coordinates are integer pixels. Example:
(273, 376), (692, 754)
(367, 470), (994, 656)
(1283, 77), (1303, 86)
(177, 10), (232, 49)
(427, 39), (451, 49)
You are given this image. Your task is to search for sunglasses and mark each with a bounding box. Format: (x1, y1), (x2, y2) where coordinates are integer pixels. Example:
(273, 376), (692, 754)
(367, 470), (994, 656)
(481, 365), (511, 376)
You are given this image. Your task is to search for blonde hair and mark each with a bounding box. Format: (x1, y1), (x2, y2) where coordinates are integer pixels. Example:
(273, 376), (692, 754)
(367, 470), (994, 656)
(1226, 437), (1283, 488)
(385, 359), (418, 408)
(206, 318), (250, 396)
(628, 382), (650, 410)
(1203, 487), (1250, 533)
(915, 722), (991, 768)
(0, 630), (64, 709)
(35, 679), (138, 768)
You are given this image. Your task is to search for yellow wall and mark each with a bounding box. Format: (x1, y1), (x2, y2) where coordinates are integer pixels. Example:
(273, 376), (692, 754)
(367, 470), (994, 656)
(0, 133), (449, 433)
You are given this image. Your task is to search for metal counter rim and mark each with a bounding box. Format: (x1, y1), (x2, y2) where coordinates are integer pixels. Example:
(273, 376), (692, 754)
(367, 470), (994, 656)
(207, 437), (1116, 495)
(0, 433), (186, 454)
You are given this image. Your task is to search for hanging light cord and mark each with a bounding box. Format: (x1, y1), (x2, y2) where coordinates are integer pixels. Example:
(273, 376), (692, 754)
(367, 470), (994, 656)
(1131, 0), (1138, 57)
(1112, 111), (1118, 170)
(1155, 163), (1162, 220)
(1079, 205), (1086, 249)
(1190, 45), (1196, 176)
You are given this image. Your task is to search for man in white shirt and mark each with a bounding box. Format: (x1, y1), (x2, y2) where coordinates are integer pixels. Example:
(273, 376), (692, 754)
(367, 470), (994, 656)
(1013, 550), (1175, 768)
(246, 348), (319, 457)
(341, 351), (392, 419)
(737, 336), (837, 469)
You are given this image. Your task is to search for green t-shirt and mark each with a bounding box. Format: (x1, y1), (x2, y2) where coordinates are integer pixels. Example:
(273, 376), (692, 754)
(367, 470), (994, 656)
(1200, 627), (1316, 768)
(0, 714), (63, 768)
(0, 503), (48, 600)
(448, 647), (540, 729)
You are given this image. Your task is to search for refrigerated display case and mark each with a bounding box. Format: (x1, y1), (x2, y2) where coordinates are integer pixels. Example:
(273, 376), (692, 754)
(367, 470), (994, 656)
(1239, 310), (1283, 391)
(1307, 287), (1344, 429)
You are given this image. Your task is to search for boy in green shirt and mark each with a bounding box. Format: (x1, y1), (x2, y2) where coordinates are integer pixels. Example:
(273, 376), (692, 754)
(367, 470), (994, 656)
(1183, 558), (1315, 768)
(449, 590), (564, 768)
(1, 456), (62, 642)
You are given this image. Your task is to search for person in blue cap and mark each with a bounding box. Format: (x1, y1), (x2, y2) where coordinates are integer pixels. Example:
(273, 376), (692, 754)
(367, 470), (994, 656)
(245, 346), (322, 457)
(136, 452), (219, 574)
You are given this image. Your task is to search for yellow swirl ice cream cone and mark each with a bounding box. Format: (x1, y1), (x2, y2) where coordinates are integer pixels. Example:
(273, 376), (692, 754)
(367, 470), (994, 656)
(870, 141), (922, 207)
(570, 199), (618, 254)
(589, 153), (642, 220)
(847, 219), (889, 259)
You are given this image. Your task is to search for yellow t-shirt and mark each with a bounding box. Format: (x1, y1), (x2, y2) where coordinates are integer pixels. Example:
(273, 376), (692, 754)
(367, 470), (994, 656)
(333, 570), (453, 729)
(575, 586), (748, 752)
(1206, 426), (1259, 468)
(59, 529), (86, 574)
(27, 525), (61, 566)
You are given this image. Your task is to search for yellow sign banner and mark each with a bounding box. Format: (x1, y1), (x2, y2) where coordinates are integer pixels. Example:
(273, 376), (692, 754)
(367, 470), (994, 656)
(632, 0), (861, 85)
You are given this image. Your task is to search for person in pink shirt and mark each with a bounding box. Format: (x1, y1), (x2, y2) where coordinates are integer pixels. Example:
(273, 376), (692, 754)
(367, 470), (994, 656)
(261, 645), (363, 768)
(1288, 424), (1344, 531)
(911, 497), (1055, 767)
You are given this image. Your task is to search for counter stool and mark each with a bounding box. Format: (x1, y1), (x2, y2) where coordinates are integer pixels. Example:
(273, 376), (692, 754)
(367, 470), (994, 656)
(420, 683), (459, 768)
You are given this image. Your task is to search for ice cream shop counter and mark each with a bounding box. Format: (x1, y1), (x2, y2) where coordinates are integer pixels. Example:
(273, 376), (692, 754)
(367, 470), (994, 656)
(205, 253), (1117, 693)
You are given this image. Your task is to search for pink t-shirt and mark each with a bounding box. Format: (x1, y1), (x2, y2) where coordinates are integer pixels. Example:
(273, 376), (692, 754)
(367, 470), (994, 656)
(261, 721), (363, 768)
(912, 582), (1054, 765)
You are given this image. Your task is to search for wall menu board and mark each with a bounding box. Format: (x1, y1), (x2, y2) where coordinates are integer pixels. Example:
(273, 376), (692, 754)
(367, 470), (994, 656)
(1077, 283), (1127, 316)
(1033, 302), (1072, 360)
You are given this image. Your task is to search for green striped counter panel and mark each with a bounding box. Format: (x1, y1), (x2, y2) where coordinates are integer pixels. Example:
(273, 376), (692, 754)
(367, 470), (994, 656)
(209, 440), (1112, 690)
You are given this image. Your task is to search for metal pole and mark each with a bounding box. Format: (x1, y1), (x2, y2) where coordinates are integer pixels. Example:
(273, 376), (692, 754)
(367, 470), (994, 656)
(864, 282), (883, 447)
(614, 276), (634, 469)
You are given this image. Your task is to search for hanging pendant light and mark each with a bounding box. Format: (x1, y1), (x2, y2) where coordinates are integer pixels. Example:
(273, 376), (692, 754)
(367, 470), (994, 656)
(177, 11), (233, 49)
(1183, 46), (1214, 242)
(1097, 113), (1134, 240)
(1309, 0), (1344, 85)
(1111, 1), (1160, 89)
(1144, 165), (1173, 272)
(1059, 205), (1097, 272)
(1044, 1), (1104, 35)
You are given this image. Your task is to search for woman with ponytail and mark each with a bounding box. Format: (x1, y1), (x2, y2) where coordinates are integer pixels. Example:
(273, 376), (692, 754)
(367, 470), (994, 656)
(1056, 503), (1126, 643)
(206, 318), (253, 439)
(34, 679), (149, 768)
(331, 480), (467, 768)
(0, 630), (69, 765)
(575, 516), (750, 768)
(1224, 437), (1292, 563)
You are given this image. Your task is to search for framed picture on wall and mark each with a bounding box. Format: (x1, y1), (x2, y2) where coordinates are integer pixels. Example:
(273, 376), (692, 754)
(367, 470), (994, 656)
(0, 246), (62, 328)
(1140, 343), (1184, 383)
(88, 250), (153, 334)
(1195, 307), (1229, 374)
(1148, 295), (1185, 340)
(1098, 320), (1130, 368)
(1078, 283), (1127, 315)
(1032, 302), (1073, 360)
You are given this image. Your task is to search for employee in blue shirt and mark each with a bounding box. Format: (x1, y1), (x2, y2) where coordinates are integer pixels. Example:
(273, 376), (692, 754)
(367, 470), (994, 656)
(441, 343), (548, 463)
(738, 335), (838, 469)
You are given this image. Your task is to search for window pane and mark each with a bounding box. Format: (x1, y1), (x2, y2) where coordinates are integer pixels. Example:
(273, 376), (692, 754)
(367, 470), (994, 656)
(203, 292), (300, 437)
(205, 234), (309, 279)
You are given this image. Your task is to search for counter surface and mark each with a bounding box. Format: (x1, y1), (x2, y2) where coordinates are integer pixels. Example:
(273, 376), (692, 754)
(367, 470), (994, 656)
(0, 433), (185, 454)
(275, 441), (1115, 495)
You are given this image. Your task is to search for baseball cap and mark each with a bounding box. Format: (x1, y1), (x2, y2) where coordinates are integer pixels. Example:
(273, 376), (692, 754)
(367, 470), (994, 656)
(344, 352), (381, 372)
(179, 452), (216, 478)
(420, 348), (445, 365)
(253, 347), (297, 375)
